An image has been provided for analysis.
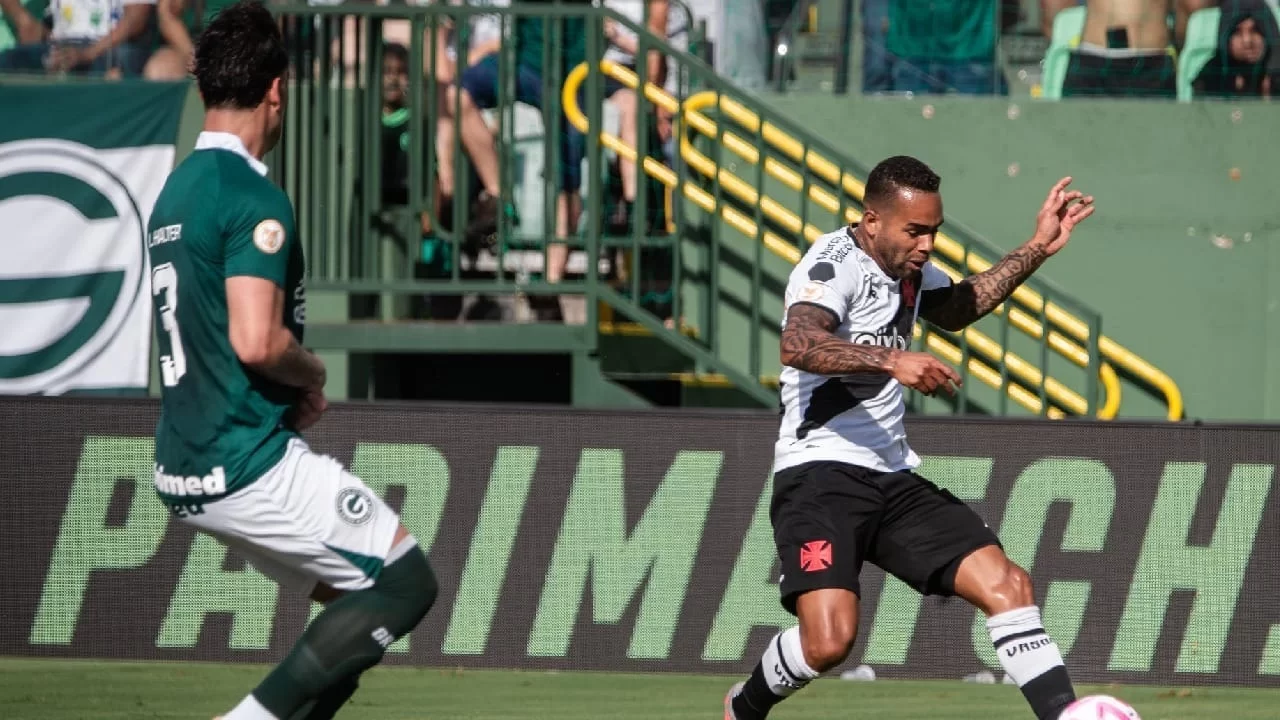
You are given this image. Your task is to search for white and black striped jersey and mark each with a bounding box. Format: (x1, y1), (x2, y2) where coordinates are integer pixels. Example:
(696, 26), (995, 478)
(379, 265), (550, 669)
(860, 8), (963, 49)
(774, 226), (953, 474)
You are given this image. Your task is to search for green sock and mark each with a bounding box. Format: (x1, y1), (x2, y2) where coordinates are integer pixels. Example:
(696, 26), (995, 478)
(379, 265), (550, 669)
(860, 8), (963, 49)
(288, 674), (359, 720)
(252, 548), (437, 718)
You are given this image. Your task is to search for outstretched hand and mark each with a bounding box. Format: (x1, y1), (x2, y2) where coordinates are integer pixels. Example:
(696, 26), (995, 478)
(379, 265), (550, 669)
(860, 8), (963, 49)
(1031, 177), (1095, 256)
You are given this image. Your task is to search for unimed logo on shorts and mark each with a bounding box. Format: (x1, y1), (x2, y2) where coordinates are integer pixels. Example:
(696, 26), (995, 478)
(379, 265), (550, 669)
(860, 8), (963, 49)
(0, 140), (148, 393)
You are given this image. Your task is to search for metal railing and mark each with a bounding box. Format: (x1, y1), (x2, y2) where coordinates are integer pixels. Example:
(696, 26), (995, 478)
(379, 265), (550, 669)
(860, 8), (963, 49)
(265, 2), (1180, 417)
(561, 6), (1184, 419)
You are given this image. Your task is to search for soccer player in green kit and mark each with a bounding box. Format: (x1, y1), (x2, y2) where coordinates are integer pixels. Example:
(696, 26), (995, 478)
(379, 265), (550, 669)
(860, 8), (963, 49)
(145, 3), (438, 718)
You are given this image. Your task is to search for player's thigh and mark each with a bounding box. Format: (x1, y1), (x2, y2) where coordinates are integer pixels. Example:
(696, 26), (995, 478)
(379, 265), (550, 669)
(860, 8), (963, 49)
(869, 471), (1000, 597)
(771, 461), (882, 614)
(178, 439), (403, 593)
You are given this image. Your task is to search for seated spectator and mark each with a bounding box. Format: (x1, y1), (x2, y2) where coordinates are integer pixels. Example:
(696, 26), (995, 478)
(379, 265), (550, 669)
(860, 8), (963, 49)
(0, 0), (154, 76)
(1043, 0), (1211, 98)
(454, 0), (590, 322)
(885, 0), (1011, 95)
(0, 0), (44, 55)
(601, 0), (679, 233)
(145, 0), (237, 80)
(1193, 0), (1280, 98)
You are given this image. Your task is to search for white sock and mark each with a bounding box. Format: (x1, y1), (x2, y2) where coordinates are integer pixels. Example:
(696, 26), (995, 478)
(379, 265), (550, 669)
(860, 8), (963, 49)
(222, 694), (279, 720)
(986, 606), (1065, 686)
(987, 606), (1077, 720)
(760, 626), (821, 697)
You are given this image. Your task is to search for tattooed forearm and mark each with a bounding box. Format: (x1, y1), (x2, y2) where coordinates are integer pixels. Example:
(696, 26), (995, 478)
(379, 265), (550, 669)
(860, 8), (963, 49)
(923, 243), (1050, 331)
(780, 304), (897, 376)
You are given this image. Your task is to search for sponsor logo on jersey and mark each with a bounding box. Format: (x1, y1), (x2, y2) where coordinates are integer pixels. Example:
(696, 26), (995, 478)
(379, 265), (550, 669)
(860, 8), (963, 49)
(336, 486), (376, 525)
(153, 464), (228, 497)
(815, 236), (854, 264)
(0, 140), (148, 393)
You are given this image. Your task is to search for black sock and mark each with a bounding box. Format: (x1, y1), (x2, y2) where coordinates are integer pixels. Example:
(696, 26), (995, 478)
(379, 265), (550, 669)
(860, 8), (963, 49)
(731, 628), (819, 720)
(732, 663), (782, 720)
(1020, 667), (1076, 720)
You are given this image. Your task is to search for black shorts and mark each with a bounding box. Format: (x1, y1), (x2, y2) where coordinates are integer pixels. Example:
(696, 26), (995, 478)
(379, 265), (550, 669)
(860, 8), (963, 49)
(771, 460), (1000, 614)
(1061, 51), (1176, 99)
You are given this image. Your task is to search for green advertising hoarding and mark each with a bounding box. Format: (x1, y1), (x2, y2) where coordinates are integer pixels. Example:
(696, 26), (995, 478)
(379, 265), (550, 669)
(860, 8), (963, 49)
(2, 397), (1279, 687)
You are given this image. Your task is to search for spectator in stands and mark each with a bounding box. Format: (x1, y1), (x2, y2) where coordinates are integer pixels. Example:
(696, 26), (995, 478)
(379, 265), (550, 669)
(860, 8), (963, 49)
(860, 0), (894, 93)
(602, 0), (681, 233)
(377, 41), (468, 320)
(0, 0), (154, 76)
(0, 0), (42, 55)
(145, 0), (234, 79)
(1042, 0), (1211, 98)
(884, 0), (1011, 95)
(1193, 0), (1280, 99)
(454, 0), (590, 322)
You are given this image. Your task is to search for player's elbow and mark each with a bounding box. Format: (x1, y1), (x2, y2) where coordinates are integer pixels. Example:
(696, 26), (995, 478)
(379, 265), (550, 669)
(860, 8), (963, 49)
(229, 324), (280, 368)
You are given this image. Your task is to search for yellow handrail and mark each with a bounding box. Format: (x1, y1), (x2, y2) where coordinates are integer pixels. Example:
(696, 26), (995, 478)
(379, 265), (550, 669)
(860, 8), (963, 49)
(673, 89), (1121, 419)
(562, 62), (1078, 418)
(677, 89), (1181, 420)
(561, 63), (1119, 417)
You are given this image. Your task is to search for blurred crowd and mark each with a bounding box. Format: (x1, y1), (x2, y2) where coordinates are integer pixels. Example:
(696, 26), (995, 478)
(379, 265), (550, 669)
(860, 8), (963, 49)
(859, 0), (1280, 99)
(3, 0), (1275, 327)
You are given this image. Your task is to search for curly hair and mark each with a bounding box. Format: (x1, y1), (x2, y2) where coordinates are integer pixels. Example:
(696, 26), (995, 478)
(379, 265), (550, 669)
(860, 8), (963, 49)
(864, 155), (941, 208)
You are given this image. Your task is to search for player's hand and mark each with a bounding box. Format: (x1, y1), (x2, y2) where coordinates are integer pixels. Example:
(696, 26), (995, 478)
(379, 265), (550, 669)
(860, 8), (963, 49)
(887, 351), (962, 397)
(290, 386), (328, 431)
(1030, 177), (1095, 256)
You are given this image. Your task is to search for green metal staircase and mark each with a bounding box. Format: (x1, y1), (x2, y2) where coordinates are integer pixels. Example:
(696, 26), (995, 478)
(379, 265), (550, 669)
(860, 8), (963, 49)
(270, 2), (1182, 419)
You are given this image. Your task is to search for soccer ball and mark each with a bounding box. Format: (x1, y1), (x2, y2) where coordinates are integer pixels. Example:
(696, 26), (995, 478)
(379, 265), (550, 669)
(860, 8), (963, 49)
(1058, 695), (1141, 720)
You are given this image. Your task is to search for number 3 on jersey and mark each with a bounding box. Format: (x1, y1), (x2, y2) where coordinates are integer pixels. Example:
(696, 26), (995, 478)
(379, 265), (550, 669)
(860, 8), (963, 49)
(152, 262), (188, 387)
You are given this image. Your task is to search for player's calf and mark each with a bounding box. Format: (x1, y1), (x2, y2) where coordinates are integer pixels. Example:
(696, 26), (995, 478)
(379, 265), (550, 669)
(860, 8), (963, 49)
(222, 539), (439, 720)
(729, 590), (853, 720)
(956, 548), (1076, 720)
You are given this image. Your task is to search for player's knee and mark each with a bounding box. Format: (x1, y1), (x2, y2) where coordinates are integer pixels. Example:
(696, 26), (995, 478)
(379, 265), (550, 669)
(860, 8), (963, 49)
(984, 561), (1034, 613)
(801, 624), (856, 672)
(375, 543), (439, 632)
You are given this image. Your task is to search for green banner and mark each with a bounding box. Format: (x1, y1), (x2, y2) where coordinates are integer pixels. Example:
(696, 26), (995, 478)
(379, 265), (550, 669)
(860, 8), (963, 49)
(0, 81), (187, 395)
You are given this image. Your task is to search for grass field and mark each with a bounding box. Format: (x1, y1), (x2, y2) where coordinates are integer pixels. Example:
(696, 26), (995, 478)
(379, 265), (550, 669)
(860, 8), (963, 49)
(2, 658), (1278, 719)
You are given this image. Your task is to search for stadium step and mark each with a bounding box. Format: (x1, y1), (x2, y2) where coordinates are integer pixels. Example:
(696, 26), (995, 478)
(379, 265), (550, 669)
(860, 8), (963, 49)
(597, 321), (701, 376)
(603, 371), (780, 408)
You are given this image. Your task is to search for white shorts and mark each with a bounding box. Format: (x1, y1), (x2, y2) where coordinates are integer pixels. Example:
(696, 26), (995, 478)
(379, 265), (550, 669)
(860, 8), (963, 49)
(179, 438), (402, 593)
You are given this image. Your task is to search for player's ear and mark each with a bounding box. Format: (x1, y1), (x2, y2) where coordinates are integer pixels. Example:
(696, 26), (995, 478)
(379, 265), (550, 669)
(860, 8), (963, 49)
(266, 75), (285, 110)
(862, 207), (879, 237)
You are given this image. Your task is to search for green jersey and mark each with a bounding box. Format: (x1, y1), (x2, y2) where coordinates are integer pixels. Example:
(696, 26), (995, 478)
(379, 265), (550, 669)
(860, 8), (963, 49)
(147, 132), (306, 506)
(887, 0), (997, 62)
(515, 0), (588, 75)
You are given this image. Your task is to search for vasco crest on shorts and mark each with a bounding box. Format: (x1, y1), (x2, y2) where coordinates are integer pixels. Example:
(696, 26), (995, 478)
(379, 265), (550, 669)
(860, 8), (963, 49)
(336, 486), (377, 525)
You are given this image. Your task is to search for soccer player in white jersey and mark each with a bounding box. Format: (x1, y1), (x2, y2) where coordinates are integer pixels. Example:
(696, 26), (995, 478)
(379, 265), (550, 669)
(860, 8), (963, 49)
(725, 156), (1096, 720)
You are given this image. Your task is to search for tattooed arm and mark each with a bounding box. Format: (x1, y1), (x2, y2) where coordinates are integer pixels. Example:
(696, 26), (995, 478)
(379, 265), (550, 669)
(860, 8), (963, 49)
(918, 243), (1049, 331)
(780, 303), (962, 394)
(922, 176), (1097, 332)
(780, 303), (897, 375)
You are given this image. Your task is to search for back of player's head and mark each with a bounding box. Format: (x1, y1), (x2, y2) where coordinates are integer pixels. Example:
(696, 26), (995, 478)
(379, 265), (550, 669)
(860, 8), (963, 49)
(194, 0), (289, 110)
(864, 156), (941, 209)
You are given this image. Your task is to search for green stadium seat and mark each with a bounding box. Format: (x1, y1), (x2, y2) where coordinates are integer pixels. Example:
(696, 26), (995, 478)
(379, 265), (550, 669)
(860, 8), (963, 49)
(1178, 8), (1221, 101)
(1040, 6), (1086, 100)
